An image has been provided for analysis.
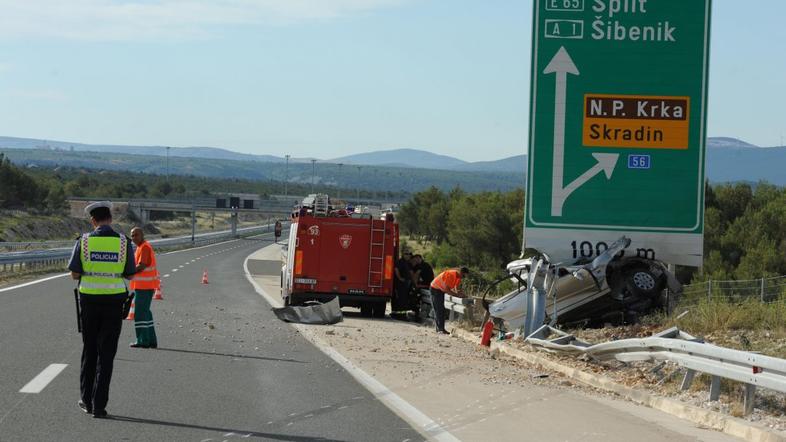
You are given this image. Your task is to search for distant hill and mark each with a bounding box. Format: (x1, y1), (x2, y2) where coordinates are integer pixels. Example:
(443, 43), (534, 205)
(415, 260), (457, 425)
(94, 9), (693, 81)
(707, 137), (758, 149)
(448, 154), (527, 174)
(2, 135), (785, 185)
(0, 148), (524, 194)
(0, 136), (285, 164)
(330, 148), (468, 170)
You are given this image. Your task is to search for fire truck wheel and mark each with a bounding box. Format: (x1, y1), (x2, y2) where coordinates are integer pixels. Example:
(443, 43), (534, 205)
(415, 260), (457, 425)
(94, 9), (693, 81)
(371, 301), (386, 318)
(360, 303), (373, 317)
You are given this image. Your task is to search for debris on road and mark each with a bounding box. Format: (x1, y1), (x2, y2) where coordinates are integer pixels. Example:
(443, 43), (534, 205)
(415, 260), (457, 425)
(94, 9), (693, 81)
(273, 297), (343, 325)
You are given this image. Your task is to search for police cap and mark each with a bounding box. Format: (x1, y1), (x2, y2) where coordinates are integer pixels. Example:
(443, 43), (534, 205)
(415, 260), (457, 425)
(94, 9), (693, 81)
(84, 201), (113, 218)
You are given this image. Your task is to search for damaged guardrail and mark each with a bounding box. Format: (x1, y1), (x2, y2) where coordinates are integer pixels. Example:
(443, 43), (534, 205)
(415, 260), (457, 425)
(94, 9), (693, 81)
(525, 325), (786, 416)
(418, 289), (476, 323)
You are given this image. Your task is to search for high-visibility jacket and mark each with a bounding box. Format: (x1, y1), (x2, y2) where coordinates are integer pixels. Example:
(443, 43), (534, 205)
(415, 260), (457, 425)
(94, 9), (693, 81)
(130, 241), (159, 291)
(430, 269), (462, 293)
(79, 234), (128, 295)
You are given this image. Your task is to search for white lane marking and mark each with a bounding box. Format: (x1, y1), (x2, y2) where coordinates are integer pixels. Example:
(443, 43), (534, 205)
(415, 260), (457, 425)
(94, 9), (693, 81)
(243, 252), (460, 442)
(0, 273), (68, 293)
(163, 274), (171, 278)
(20, 364), (68, 393)
(178, 265), (184, 268)
(172, 269), (179, 272)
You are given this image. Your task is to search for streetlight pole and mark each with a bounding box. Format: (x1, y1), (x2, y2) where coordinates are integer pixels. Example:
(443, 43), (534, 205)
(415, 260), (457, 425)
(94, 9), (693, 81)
(284, 154), (290, 199)
(356, 166), (361, 203)
(337, 163), (343, 201)
(311, 159), (316, 194)
(166, 146), (170, 181)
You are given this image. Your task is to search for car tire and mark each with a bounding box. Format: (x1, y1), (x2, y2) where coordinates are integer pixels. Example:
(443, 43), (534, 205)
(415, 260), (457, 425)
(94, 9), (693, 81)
(360, 303), (373, 317)
(625, 267), (663, 298)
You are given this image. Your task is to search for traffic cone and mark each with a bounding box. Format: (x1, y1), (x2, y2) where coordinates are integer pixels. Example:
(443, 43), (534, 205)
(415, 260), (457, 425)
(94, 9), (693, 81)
(201, 269), (209, 285)
(153, 286), (163, 300)
(125, 299), (136, 321)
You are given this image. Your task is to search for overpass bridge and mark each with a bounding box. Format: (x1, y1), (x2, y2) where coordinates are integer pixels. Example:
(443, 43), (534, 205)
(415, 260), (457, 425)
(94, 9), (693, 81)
(68, 197), (296, 224)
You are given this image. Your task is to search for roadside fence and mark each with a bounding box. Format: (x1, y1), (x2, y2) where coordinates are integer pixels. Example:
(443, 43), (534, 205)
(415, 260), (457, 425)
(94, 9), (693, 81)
(681, 275), (786, 306)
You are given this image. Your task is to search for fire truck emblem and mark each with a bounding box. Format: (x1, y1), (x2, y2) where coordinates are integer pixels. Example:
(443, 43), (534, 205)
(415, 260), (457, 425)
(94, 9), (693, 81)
(339, 234), (352, 249)
(307, 225), (320, 236)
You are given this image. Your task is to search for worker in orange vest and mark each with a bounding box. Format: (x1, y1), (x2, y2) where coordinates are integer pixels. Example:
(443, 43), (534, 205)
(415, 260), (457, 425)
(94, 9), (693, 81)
(429, 267), (469, 334)
(129, 227), (159, 348)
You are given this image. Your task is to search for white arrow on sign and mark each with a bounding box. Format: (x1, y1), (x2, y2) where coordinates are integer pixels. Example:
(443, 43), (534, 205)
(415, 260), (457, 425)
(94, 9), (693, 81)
(544, 46), (619, 217)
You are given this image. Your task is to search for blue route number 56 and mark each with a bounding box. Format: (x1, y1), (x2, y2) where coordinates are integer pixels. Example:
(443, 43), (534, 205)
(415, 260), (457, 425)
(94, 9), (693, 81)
(627, 154), (651, 170)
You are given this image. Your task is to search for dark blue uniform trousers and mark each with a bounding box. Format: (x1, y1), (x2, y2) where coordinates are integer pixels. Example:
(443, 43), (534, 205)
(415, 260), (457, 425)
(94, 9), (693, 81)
(80, 294), (125, 411)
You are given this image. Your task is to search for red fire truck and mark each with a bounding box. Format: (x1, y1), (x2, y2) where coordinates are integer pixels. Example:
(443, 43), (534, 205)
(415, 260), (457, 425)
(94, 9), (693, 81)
(281, 194), (398, 317)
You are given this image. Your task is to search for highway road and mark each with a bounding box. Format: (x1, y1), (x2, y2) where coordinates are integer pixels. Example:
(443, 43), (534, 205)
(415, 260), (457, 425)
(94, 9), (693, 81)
(0, 234), (421, 442)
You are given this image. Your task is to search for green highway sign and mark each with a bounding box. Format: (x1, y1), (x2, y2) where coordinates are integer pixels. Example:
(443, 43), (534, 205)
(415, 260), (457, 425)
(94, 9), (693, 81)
(524, 0), (712, 267)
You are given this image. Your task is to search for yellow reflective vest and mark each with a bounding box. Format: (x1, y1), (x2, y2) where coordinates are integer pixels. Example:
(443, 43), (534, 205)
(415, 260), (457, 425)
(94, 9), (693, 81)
(79, 234), (128, 295)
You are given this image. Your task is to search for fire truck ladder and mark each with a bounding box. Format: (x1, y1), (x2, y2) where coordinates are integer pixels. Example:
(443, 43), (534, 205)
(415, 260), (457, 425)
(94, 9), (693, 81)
(368, 218), (386, 288)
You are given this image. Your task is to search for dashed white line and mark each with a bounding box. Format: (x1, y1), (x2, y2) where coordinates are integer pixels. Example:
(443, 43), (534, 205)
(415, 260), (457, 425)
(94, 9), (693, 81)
(178, 265), (184, 268)
(163, 274), (170, 278)
(20, 364), (68, 393)
(172, 269), (179, 272)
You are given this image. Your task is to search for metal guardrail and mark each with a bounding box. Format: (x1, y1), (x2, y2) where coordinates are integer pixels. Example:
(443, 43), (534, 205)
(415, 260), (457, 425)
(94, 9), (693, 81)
(1, 240), (76, 251)
(0, 224), (283, 272)
(418, 289), (476, 322)
(525, 325), (786, 416)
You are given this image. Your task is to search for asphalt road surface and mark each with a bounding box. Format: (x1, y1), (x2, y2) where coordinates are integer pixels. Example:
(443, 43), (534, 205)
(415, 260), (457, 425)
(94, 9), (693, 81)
(0, 234), (421, 442)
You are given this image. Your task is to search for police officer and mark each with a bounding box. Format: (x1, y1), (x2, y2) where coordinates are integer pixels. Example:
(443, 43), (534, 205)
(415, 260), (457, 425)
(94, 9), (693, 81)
(68, 201), (135, 418)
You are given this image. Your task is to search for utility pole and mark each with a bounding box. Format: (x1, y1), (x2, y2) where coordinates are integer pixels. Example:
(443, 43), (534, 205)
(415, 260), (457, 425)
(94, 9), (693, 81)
(337, 163), (343, 200)
(311, 159), (317, 194)
(356, 165), (361, 203)
(284, 154), (290, 199)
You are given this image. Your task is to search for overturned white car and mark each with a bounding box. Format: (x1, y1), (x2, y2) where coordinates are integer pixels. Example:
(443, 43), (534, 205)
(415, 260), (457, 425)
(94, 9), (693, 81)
(482, 236), (682, 335)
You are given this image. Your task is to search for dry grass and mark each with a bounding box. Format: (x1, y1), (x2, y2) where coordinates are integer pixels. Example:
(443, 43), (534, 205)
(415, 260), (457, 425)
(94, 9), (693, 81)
(645, 298), (786, 358)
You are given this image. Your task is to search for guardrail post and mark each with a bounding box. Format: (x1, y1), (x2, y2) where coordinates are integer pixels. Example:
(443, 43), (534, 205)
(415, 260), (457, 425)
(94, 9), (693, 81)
(680, 369), (696, 391)
(707, 279), (712, 301)
(709, 376), (721, 401)
(761, 278), (765, 302)
(743, 384), (756, 416)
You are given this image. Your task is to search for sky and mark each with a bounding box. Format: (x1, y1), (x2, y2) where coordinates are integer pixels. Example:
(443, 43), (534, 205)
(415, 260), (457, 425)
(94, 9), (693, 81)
(0, 0), (783, 162)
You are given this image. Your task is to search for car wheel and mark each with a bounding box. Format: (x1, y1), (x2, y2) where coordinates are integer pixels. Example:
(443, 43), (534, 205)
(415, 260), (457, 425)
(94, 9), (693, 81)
(360, 303), (373, 317)
(625, 267), (663, 298)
